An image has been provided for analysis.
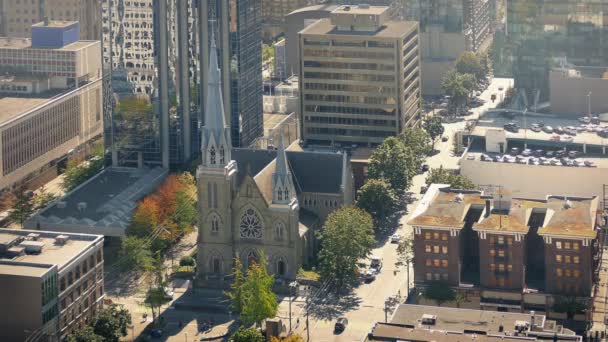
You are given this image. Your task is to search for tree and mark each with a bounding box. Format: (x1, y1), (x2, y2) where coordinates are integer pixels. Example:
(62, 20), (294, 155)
(441, 70), (476, 114)
(426, 166), (475, 190)
(396, 238), (413, 295)
(455, 51), (486, 81)
(226, 258), (246, 315)
(33, 186), (57, 210)
(453, 292), (469, 308)
(424, 117), (445, 145)
(230, 327), (265, 342)
(240, 251), (278, 327)
(145, 286), (171, 325)
(127, 197), (160, 238)
(119, 236), (154, 273)
(318, 207), (375, 291)
(553, 296), (587, 320)
(356, 179), (398, 229)
(67, 326), (104, 342)
(179, 256), (196, 267)
(91, 305), (132, 342)
(62, 156), (104, 192)
(173, 190), (197, 234)
(400, 128), (432, 165)
(368, 137), (415, 193)
(424, 281), (456, 306)
(8, 186), (34, 227)
(271, 335), (305, 342)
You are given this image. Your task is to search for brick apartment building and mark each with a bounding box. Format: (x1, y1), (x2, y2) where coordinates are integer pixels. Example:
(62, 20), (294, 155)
(409, 184), (601, 313)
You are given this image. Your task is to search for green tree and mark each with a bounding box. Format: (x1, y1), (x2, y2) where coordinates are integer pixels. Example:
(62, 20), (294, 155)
(33, 186), (57, 210)
(226, 258), (246, 315)
(368, 137), (415, 193)
(62, 155), (104, 192)
(145, 286), (171, 325)
(91, 304), (132, 342)
(426, 166), (475, 190)
(553, 296), (587, 320)
(424, 117), (445, 145)
(455, 51), (486, 81)
(424, 281), (456, 306)
(179, 256), (196, 267)
(8, 186), (34, 227)
(356, 179), (398, 228)
(119, 236), (154, 273)
(241, 251), (278, 327)
(318, 207), (375, 291)
(230, 327), (265, 342)
(441, 70), (475, 113)
(262, 44), (275, 62)
(173, 190), (197, 233)
(67, 326), (104, 342)
(400, 128), (432, 165)
(453, 292), (469, 308)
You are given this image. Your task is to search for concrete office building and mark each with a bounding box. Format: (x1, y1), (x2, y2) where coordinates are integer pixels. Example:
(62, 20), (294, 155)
(549, 66), (608, 117)
(261, 0), (323, 40)
(409, 184), (601, 314)
(0, 229), (104, 341)
(0, 0), (101, 40)
(0, 21), (103, 192)
(299, 5), (421, 146)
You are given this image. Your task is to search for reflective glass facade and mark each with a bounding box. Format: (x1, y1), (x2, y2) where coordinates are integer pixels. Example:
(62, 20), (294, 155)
(494, 0), (608, 100)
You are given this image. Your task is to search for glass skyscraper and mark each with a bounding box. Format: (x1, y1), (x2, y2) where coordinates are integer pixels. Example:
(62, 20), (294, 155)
(494, 0), (608, 101)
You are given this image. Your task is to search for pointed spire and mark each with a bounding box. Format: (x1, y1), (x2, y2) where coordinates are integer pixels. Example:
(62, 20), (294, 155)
(272, 132), (296, 205)
(203, 28), (227, 132)
(275, 134), (289, 177)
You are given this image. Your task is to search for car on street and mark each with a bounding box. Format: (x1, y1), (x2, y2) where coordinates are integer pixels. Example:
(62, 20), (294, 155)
(370, 256), (382, 272)
(521, 149), (533, 156)
(579, 116), (591, 124)
(422, 164), (430, 172)
(543, 126), (554, 133)
(150, 329), (163, 338)
(390, 234), (401, 243)
(554, 126), (564, 134)
(530, 125), (542, 132)
(364, 269), (376, 283)
(335, 317), (349, 333)
(441, 136), (449, 142)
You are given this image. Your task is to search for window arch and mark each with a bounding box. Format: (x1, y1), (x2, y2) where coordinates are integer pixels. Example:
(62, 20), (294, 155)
(210, 213), (221, 233)
(276, 258), (286, 277)
(210, 146), (216, 165)
(284, 188), (290, 200)
(239, 207), (263, 239)
(275, 222), (285, 241)
(277, 187), (283, 201)
(219, 145), (225, 164)
(209, 256), (222, 274)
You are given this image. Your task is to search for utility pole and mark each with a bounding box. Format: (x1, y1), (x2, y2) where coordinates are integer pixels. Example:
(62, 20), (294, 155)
(588, 91), (592, 117)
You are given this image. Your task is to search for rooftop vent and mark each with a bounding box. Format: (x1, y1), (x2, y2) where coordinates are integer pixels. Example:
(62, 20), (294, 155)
(564, 199), (572, 209)
(514, 320), (530, 332)
(55, 235), (70, 245)
(455, 193), (464, 203)
(6, 246), (25, 257)
(27, 233), (40, 241)
(20, 240), (44, 254)
(421, 314), (437, 325)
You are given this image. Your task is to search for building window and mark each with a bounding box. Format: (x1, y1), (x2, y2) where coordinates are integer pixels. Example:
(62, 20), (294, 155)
(433, 259), (440, 267)
(556, 255), (562, 262)
(433, 232), (439, 240)
(441, 246), (448, 254)
(433, 273), (440, 281)
(219, 146), (225, 164)
(210, 146), (216, 165)
(564, 242), (571, 249)
(498, 264), (505, 272)
(425, 245), (431, 253)
(211, 214), (220, 233)
(212, 258), (221, 274)
(574, 270), (581, 278)
(441, 260), (448, 268)
(433, 245), (439, 253)
(556, 268), (563, 277)
(498, 250), (505, 257)
(425, 259), (431, 266)
(565, 255), (571, 263)
(565, 269), (571, 277)
(507, 237), (513, 245)
(573, 242), (580, 250)
(489, 263), (496, 271)
(489, 249), (496, 257)
(277, 188), (283, 201)
(556, 241), (562, 249)
(239, 208), (263, 239)
(497, 236), (504, 244)
(275, 223), (285, 241)
(441, 233), (447, 241)
(425, 232), (431, 239)
(426, 273), (432, 280)
(574, 256), (580, 264)
(498, 277), (505, 287)
(489, 236), (495, 244)
(277, 259), (286, 277)
(507, 264), (513, 272)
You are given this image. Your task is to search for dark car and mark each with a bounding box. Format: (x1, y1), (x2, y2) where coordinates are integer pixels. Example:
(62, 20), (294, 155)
(422, 164), (430, 172)
(335, 317), (349, 333)
(534, 149), (544, 157)
(545, 151), (555, 158)
(441, 136), (449, 142)
(554, 126), (564, 134)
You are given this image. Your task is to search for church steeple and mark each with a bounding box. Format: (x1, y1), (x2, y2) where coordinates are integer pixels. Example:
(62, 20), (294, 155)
(272, 134), (296, 204)
(201, 29), (231, 168)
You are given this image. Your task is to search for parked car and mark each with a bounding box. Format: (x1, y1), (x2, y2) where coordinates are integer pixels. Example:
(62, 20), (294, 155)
(578, 116), (591, 124)
(441, 136), (449, 142)
(364, 269), (376, 283)
(530, 125), (542, 132)
(370, 257), (383, 272)
(591, 116), (600, 124)
(534, 149), (544, 157)
(545, 151), (555, 158)
(390, 234), (401, 243)
(510, 147), (519, 156)
(543, 126), (554, 133)
(522, 149), (533, 156)
(568, 151), (579, 158)
(534, 121), (545, 128)
(150, 329), (163, 338)
(554, 126), (564, 134)
(422, 164), (430, 172)
(335, 317), (349, 333)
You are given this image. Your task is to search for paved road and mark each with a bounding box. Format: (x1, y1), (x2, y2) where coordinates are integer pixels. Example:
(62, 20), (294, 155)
(281, 77), (514, 342)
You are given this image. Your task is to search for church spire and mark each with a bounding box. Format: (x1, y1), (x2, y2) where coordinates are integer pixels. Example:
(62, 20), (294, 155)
(200, 28), (231, 168)
(272, 134), (296, 204)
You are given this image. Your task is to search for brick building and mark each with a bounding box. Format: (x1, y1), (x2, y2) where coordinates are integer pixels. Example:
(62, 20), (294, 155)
(409, 184), (602, 313)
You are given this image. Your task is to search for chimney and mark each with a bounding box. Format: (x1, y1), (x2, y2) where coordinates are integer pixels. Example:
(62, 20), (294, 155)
(485, 199), (491, 217)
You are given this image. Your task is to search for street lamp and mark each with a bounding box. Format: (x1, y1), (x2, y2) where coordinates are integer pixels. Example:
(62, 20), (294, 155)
(587, 91), (592, 118)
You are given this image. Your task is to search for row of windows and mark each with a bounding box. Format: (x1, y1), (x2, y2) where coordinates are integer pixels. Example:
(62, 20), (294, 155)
(489, 235), (514, 245)
(303, 39), (395, 49)
(555, 241), (580, 250)
(60, 250), (102, 292)
(489, 249), (509, 258)
(424, 232), (448, 241)
(303, 60), (394, 71)
(304, 94), (397, 106)
(306, 116), (396, 128)
(424, 245), (448, 254)
(303, 71), (395, 83)
(302, 197), (339, 208)
(2, 96), (80, 175)
(425, 272), (448, 281)
(303, 48), (395, 60)
(556, 268), (581, 278)
(304, 105), (396, 117)
(304, 82), (396, 94)
(425, 259), (449, 268)
(306, 127), (394, 139)
(489, 263), (513, 272)
(555, 254), (580, 264)
(42, 274), (58, 306)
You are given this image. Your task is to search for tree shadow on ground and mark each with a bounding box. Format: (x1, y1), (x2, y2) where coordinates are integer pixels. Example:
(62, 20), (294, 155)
(307, 292), (362, 321)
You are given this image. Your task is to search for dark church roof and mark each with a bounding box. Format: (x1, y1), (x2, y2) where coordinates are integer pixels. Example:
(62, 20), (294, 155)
(231, 148), (345, 195)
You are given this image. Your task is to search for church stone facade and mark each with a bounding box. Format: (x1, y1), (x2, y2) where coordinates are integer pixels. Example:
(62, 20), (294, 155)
(196, 33), (354, 287)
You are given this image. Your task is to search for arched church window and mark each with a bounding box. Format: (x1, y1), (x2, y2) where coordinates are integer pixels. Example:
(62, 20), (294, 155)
(275, 222), (285, 241)
(277, 188), (283, 201)
(239, 208), (263, 239)
(219, 145), (225, 164)
(277, 259), (286, 277)
(284, 188), (289, 200)
(211, 214), (220, 233)
(210, 146), (216, 165)
(211, 257), (221, 274)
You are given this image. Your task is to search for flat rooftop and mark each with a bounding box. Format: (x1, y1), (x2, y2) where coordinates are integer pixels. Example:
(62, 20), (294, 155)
(32, 20), (76, 28)
(0, 96), (50, 125)
(379, 305), (580, 341)
(300, 17), (417, 38)
(408, 185), (598, 238)
(0, 37), (98, 51)
(26, 167), (167, 237)
(0, 229), (102, 276)
(331, 5), (388, 16)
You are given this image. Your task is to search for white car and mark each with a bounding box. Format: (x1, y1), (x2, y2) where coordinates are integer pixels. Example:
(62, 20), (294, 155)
(390, 234), (401, 243)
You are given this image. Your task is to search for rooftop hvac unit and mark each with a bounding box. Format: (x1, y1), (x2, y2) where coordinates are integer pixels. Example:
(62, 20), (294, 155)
(19, 240), (44, 254)
(27, 233), (40, 241)
(421, 314), (437, 325)
(7, 246), (25, 257)
(55, 235), (70, 245)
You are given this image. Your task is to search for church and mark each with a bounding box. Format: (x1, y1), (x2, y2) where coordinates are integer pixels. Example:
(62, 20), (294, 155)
(196, 33), (354, 287)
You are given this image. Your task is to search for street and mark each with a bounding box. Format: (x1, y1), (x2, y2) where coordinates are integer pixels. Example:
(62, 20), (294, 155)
(279, 77), (514, 341)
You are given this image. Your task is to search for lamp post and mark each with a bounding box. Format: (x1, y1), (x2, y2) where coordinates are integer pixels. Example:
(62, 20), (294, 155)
(587, 91), (592, 117)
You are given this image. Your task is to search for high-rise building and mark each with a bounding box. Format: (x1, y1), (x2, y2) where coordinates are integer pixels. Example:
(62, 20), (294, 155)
(299, 5), (421, 146)
(495, 0), (608, 101)
(0, 0), (101, 40)
(0, 229), (104, 341)
(260, 0), (322, 39)
(205, 0), (264, 147)
(0, 21), (103, 192)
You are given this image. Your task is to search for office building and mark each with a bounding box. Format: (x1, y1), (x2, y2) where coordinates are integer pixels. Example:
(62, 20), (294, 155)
(409, 184), (600, 312)
(0, 229), (104, 341)
(549, 66), (608, 116)
(496, 0), (608, 101)
(366, 305), (582, 342)
(204, 0), (264, 147)
(102, 0), (198, 167)
(299, 5), (421, 146)
(261, 0), (319, 39)
(0, 21), (103, 192)
(0, 0), (101, 40)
